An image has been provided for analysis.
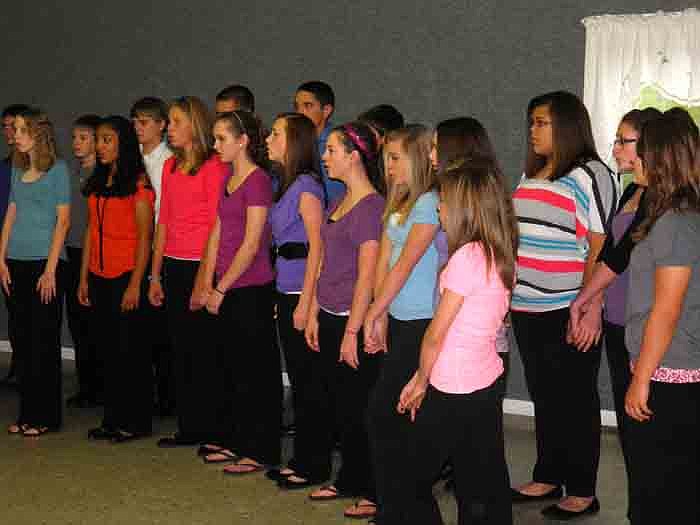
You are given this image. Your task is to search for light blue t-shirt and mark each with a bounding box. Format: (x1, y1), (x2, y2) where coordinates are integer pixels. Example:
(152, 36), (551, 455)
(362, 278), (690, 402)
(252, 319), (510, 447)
(387, 190), (440, 320)
(8, 159), (70, 260)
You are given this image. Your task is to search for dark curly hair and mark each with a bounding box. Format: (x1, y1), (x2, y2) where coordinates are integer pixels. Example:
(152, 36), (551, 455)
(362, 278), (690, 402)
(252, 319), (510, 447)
(83, 115), (147, 197)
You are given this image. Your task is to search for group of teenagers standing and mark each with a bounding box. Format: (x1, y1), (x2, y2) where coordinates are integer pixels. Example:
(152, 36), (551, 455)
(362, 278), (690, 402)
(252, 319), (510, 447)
(0, 79), (698, 524)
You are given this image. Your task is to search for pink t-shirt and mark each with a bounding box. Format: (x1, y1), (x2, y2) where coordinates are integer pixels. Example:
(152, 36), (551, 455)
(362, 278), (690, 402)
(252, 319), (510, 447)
(158, 155), (228, 260)
(430, 243), (509, 394)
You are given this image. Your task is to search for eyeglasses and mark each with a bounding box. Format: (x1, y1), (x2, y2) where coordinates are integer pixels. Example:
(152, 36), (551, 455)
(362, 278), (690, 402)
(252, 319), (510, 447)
(613, 137), (637, 147)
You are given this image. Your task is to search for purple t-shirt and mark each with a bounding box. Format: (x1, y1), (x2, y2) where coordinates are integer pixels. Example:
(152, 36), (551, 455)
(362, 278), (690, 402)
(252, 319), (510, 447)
(215, 168), (274, 289)
(269, 174), (325, 293)
(317, 193), (385, 313)
(604, 211), (635, 326)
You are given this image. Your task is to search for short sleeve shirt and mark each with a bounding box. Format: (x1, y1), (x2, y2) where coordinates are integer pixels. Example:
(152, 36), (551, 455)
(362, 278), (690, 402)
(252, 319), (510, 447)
(215, 168), (274, 288)
(269, 173), (325, 293)
(317, 193), (385, 313)
(626, 211), (700, 370)
(430, 243), (510, 394)
(87, 181), (155, 278)
(386, 191), (440, 320)
(8, 159), (70, 260)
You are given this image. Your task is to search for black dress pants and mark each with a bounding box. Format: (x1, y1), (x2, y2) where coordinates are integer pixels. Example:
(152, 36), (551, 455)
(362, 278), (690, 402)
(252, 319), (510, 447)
(512, 308), (602, 497)
(66, 246), (102, 401)
(367, 316), (430, 524)
(317, 309), (382, 500)
(626, 381), (700, 524)
(88, 271), (152, 434)
(602, 321), (632, 509)
(277, 292), (330, 480)
(406, 383), (512, 525)
(7, 259), (64, 429)
(216, 283), (282, 465)
(162, 257), (218, 442)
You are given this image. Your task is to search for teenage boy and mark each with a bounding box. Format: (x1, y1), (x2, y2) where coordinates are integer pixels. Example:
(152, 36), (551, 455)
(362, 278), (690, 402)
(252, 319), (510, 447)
(0, 104), (29, 385)
(215, 85), (255, 115)
(66, 114), (102, 407)
(130, 97), (174, 416)
(294, 81), (342, 201)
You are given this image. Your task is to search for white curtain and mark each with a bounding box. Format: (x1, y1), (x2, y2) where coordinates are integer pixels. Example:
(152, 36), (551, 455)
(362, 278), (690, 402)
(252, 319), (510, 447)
(582, 8), (700, 161)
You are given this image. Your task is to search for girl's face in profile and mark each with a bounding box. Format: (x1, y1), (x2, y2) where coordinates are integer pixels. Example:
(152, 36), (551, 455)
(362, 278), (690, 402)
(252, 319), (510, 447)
(266, 118), (288, 165)
(167, 107), (193, 149)
(213, 120), (242, 164)
(530, 105), (554, 158)
(612, 121), (640, 173)
(384, 138), (410, 185)
(322, 131), (352, 181)
(430, 131), (439, 171)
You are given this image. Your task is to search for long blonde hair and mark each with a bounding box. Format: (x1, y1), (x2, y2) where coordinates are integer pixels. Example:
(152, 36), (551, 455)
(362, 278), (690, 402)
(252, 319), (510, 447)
(12, 108), (57, 172)
(438, 157), (518, 291)
(169, 96), (213, 175)
(383, 124), (434, 224)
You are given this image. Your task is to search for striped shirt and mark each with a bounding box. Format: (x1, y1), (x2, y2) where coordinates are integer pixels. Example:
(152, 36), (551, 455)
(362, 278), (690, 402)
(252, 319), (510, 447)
(512, 162), (617, 312)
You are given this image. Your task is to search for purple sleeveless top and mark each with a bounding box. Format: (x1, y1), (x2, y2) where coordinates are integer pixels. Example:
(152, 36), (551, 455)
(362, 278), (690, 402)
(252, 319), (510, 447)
(603, 212), (635, 326)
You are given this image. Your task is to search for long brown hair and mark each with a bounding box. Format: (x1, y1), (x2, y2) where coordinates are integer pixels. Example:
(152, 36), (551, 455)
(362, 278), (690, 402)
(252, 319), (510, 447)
(169, 96), (213, 175)
(435, 117), (498, 171)
(438, 157), (518, 291)
(271, 112), (319, 200)
(383, 124), (434, 224)
(634, 114), (700, 241)
(12, 108), (57, 172)
(525, 91), (601, 180)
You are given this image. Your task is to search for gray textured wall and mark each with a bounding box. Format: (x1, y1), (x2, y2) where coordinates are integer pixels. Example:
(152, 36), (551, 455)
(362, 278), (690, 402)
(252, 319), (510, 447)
(0, 0), (691, 407)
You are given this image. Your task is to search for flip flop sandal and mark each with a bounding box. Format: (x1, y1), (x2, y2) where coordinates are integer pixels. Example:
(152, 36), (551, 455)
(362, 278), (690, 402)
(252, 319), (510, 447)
(203, 449), (239, 464)
(309, 485), (350, 501)
(23, 426), (49, 437)
(197, 444), (224, 457)
(344, 501), (377, 519)
(222, 459), (265, 476)
(7, 423), (28, 435)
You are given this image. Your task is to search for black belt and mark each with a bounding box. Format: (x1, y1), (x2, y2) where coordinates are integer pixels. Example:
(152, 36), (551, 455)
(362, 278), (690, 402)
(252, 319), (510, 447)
(273, 242), (309, 261)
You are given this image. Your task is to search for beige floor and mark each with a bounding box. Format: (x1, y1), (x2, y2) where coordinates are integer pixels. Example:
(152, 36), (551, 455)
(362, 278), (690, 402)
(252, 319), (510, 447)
(0, 355), (629, 524)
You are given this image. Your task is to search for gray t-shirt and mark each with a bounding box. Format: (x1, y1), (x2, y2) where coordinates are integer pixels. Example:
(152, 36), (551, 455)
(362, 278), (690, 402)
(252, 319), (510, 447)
(66, 164), (90, 248)
(626, 210), (700, 370)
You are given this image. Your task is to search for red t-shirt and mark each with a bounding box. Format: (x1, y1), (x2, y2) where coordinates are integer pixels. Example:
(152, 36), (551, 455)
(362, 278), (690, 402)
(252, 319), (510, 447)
(158, 155), (229, 260)
(88, 181), (155, 278)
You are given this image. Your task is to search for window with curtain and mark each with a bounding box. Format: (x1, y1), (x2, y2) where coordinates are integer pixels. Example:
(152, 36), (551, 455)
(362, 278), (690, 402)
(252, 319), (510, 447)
(582, 8), (699, 168)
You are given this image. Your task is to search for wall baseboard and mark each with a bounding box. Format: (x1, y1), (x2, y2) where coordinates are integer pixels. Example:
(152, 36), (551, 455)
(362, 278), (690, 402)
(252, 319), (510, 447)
(0, 341), (618, 427)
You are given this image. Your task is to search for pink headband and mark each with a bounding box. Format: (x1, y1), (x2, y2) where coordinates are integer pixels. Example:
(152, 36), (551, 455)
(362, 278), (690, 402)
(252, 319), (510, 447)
(343, 125), (371, 157)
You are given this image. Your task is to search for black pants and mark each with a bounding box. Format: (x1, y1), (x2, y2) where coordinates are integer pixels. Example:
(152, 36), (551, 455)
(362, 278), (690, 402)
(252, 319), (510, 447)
(626, 381), (700, 524)
(7, 259), (64, 429)
(277, 292), (329, 480)
(88, 271), (152, 433)
(512, 308), (601, 497)
(142, 287), (174, 412)
(3, 283), (19, 379)
(407, 383), (512, 525)
(163, 257), (219, 442)
(215, 283), (281, 465)
(65, 246), (102, 401)
(317, 309), (382, 500)
(603, 321), (632, 504)
(368, 316), (430, 523)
